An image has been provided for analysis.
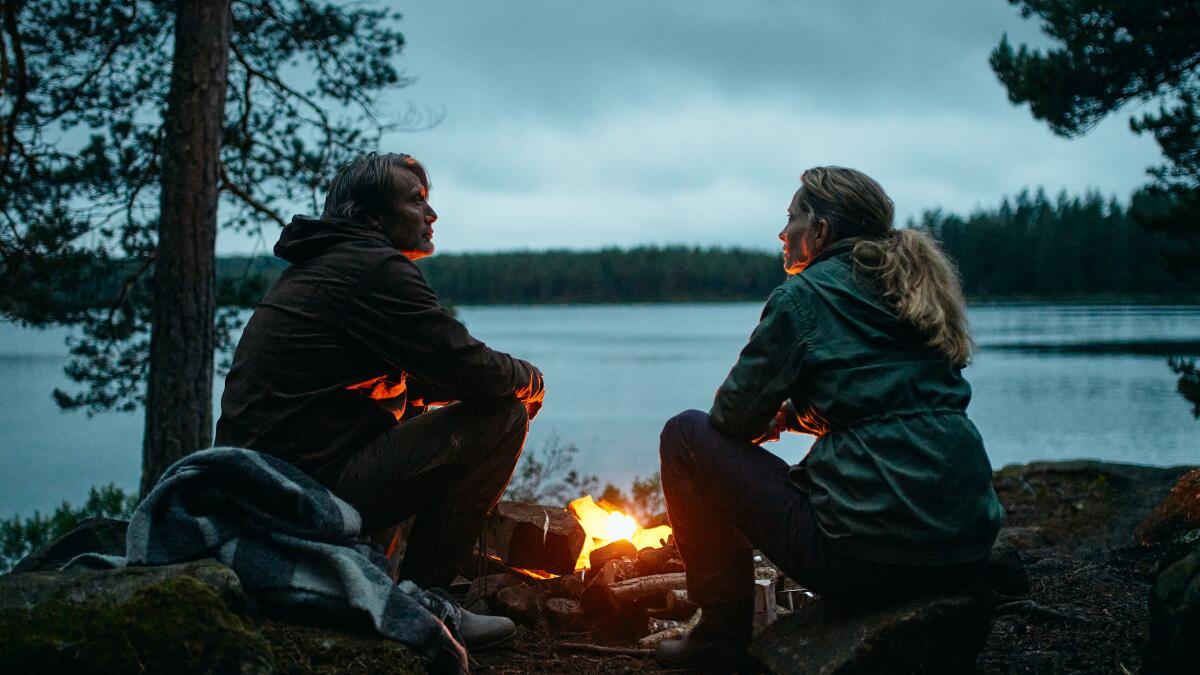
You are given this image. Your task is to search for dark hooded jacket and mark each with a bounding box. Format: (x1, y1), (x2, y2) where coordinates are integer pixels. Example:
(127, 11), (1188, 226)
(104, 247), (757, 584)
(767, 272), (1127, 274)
(215, 216), (542, 482)
(709, 239), (1003, 566)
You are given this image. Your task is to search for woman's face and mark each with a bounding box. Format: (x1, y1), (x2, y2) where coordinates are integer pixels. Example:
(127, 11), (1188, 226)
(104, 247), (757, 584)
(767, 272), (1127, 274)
(780, 188), (827, 274)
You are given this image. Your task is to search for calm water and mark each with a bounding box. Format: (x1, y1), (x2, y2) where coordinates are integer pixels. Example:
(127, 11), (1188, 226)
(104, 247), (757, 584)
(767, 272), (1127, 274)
(2, 303), (1198, 516)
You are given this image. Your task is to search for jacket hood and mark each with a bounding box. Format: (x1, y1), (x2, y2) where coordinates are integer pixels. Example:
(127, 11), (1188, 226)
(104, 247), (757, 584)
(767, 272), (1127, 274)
(274, 215), (393, 263)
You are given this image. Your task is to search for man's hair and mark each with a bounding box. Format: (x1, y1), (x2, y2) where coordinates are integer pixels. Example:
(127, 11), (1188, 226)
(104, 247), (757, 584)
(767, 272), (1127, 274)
(321, 152), (430, 223)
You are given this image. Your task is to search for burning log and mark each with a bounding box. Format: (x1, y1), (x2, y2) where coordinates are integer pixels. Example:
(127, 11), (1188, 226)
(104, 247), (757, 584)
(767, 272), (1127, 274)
(485, 501), (586, 575)
(581, 559), (637, 609)
(634, 542), (683, 576)
(589, 539), (638, 569)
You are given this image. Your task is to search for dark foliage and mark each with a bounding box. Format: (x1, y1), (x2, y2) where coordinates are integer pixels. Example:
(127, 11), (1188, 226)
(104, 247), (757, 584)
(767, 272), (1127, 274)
(919, 189), (1193, 298)
(0, 484), (137, 572)
(1170, 357), (1200, 419)
(0, 0), (427, 414)
(992, 0), (1200, 415)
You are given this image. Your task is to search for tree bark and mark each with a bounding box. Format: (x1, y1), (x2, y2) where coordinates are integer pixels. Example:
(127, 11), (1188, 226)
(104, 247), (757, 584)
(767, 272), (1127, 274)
(142, 0), (231, 496)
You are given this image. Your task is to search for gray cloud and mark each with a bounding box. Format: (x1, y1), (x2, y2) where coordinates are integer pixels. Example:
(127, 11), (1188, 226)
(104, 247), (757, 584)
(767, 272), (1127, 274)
(217, 1), (1163, 254)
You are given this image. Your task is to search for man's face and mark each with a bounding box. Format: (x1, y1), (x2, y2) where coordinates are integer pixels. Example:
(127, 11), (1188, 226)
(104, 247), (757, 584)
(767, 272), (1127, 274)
(779, 188), (826, 274)
(372, 167), (438, 260)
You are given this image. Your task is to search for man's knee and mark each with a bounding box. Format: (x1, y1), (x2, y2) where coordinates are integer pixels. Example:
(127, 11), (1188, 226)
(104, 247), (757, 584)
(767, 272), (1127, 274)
(469, 398), (528, 463)
(660, 409), (708, 462)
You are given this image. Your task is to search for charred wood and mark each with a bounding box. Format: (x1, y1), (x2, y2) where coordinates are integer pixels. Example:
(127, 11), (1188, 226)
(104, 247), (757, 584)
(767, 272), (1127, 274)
(590, 539), (637, 569)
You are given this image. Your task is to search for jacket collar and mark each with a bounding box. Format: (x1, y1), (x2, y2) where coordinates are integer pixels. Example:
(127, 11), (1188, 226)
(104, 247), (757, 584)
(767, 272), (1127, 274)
(807, 237), (859, 268)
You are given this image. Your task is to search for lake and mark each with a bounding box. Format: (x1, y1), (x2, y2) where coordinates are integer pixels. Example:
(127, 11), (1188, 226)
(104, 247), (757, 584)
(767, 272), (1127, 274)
(2, 303), (1199, 517)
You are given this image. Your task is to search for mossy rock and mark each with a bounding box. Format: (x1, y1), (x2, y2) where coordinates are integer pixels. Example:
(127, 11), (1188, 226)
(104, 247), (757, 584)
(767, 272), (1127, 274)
(257, 618), (425, 675)
(0, 575), (273, 674)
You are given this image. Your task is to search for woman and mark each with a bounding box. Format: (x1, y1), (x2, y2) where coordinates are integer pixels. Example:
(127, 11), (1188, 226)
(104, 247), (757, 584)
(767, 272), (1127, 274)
(656, 167), (1004, 668)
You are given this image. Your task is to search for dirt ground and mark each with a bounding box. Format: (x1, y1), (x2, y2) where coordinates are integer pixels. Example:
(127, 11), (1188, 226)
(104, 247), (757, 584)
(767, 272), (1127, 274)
(467, 460), (1193, 675)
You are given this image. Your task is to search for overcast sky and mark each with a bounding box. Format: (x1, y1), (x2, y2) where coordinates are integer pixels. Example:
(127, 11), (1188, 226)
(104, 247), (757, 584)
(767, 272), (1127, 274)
(219, 1), (1163, 255)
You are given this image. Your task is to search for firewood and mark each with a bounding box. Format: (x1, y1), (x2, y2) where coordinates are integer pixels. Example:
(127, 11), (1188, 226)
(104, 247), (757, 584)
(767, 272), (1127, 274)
(639, 609), (702, 646)
(602, 572), (688, 611)
(634, 544), (680, 576)
(666, 588), (698, 615)
(647, 617), (685, 634)
(754, 578), (778, 632)
(485, 501), (586, 575)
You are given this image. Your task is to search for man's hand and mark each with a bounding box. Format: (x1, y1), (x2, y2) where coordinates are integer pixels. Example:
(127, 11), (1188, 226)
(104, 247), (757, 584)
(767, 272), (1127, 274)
(516, 365), (545, 421)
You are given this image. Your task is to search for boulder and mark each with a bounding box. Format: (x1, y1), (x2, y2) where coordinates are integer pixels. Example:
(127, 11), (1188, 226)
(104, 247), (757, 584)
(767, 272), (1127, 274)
(748, 592), (991, 675)
(11, 517), (129, 573)
(0, 558), (246, 612)
(1145, 544), (1200, 674)
(0, 560), (271, 674)
(986, 540), (1031, 597)
(1137, 468), (1200, 546)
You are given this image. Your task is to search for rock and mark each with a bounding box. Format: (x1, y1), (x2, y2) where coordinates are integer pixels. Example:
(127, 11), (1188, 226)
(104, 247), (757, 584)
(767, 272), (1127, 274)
(11, 517), (129, 573)
(255, 618), (423, 674)
(994, 525), (1049, 551)
(545, 597), (591, 631)
(1145, 544), (1200, 674)
(1138, 469), (1200, 546)
(986, 540), (1031, 597)
(492, 581), (545, 624)
(0, 558), (246, 613)
(0, 563), (272, 674)
(468, 572), (526, 601)
(748, 592), (991, 675)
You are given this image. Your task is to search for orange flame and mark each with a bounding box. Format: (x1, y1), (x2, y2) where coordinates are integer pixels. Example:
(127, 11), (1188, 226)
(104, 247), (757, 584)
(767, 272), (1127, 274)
(567, 495), (672, 571)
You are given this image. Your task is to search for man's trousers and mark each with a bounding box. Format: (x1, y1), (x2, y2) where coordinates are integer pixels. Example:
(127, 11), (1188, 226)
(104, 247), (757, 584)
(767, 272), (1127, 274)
(327, 398), (528, 589)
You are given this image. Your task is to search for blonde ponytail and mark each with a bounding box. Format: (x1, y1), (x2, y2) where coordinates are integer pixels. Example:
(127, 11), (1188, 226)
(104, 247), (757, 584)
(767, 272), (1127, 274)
(853, 229), (974, 367)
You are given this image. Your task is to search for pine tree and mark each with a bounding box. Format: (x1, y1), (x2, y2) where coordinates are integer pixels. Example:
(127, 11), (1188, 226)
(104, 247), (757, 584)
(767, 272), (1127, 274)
(0, 0), (426, 490)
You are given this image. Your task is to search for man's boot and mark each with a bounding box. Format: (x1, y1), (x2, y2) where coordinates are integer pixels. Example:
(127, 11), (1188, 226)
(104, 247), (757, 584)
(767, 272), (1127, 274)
(458, 607), (516, 650)
(655, 599), (755, 671)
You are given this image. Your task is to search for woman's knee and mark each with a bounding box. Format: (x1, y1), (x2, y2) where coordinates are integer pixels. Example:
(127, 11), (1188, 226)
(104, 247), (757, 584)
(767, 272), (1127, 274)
(659, 409), (708, 464)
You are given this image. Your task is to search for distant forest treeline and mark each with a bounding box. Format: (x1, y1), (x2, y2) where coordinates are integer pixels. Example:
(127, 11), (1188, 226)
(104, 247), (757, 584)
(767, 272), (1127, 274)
(212, 190), (1197, 306)
(921, 189), (1191, 299)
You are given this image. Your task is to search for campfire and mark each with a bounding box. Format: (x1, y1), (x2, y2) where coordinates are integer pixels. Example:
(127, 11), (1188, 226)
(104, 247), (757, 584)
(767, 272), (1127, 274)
(567, 495), (672, 571)
(470, 497), (797, 645)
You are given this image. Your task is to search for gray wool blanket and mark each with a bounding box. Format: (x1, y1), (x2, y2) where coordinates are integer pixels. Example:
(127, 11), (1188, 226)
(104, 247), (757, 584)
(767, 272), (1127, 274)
(68, 447), (468, 673)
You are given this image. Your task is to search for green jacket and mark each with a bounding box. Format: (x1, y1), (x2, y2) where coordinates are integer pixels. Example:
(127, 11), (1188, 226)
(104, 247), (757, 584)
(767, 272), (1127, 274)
(710, 239), (1003, 566)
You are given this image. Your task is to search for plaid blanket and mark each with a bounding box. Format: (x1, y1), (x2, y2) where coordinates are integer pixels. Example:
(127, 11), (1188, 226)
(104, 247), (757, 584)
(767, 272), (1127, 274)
(69, 447), (468, 673)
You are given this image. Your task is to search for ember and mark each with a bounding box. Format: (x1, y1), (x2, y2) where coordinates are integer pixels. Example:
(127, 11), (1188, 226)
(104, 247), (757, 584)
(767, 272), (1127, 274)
(568, 495), (672, 571)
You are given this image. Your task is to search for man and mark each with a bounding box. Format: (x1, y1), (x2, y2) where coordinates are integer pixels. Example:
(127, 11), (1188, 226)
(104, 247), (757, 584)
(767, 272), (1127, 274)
(216, 152), (544, 648)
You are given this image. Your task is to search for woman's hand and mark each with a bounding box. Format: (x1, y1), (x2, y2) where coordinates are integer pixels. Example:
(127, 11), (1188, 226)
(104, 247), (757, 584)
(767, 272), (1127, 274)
(753, 408), (788, 444)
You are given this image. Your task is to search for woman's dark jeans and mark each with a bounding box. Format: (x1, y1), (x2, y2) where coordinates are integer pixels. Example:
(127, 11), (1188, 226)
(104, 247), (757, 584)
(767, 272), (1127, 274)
(327, 398), (528, 589)
(659, 409), (984, 609)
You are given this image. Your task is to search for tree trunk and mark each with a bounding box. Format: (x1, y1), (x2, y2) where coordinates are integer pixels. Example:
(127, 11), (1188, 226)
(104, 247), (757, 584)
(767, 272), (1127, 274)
(142, 0), (231, 496)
